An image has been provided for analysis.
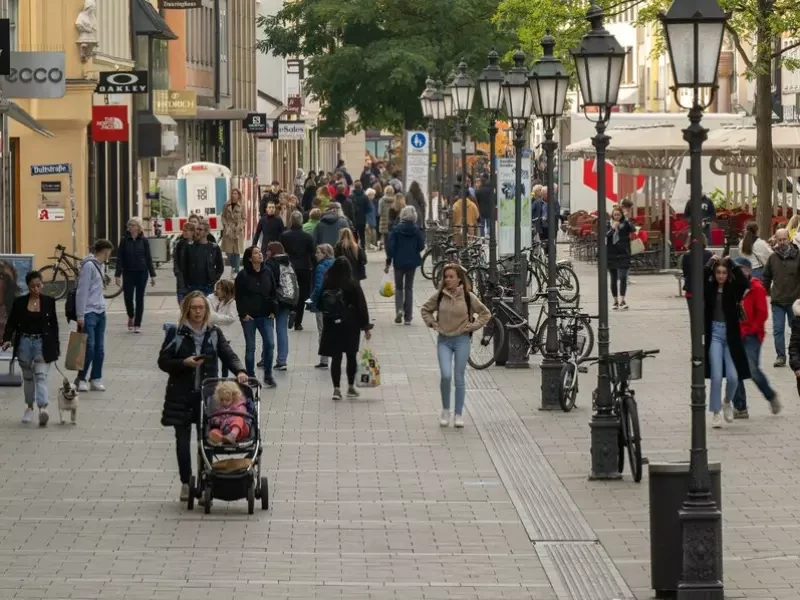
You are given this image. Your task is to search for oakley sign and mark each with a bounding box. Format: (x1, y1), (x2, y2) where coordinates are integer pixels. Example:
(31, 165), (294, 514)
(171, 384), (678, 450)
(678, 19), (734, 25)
(96, 71), (148, 94)
(0, 52), (66, 98)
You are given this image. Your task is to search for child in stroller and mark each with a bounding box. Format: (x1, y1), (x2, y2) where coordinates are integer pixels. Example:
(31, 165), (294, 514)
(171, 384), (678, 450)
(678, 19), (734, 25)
(208, 381), (250, 445)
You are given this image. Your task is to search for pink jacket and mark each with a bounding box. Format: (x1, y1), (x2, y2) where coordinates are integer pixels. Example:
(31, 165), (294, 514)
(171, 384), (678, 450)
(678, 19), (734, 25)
(210, 399), (248, 431)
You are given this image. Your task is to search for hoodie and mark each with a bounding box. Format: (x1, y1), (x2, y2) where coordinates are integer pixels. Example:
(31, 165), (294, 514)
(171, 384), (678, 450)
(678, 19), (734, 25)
(75, 255), (106, 319)
(313, 211), (350, 246)
(386, 220), (425, 271)
(739, 276), (768, 342)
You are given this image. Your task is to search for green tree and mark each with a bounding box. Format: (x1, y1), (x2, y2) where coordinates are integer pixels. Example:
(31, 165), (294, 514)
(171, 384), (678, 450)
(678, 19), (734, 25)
(257, 0), (513, 134)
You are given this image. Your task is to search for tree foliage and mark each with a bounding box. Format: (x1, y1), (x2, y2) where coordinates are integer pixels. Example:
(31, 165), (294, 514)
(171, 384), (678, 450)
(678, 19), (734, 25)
(257, 0), (513, 133)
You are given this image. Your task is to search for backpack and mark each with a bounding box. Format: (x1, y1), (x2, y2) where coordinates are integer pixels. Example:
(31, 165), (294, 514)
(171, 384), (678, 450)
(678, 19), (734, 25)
(321, 289), (348, 324)
(277, 262), (299, 306)
(65, 261), (104, 323)
(437, 289), (474, 335)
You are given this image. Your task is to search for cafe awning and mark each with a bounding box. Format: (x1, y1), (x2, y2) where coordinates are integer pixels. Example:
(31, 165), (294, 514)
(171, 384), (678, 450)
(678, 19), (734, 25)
(133, 0), (178, 40)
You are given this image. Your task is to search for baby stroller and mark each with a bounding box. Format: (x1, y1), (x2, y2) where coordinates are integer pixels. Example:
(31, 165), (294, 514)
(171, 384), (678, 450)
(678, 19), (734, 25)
(188, 377), (268, 514)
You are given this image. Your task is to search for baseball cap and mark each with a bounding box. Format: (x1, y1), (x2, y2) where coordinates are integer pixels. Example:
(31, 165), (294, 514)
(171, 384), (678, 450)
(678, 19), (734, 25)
(732, 256), (750, 268)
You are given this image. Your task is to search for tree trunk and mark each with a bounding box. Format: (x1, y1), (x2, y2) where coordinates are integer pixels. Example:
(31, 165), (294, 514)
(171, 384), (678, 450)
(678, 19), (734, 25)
(755, 22), (774, 240)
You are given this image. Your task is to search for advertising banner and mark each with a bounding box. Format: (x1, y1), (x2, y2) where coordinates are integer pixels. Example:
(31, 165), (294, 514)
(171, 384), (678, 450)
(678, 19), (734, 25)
(497, 157), (532, 256)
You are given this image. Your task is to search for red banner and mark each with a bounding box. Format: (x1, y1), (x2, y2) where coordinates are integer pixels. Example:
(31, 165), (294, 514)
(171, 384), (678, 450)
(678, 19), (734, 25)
(91, 105), (129, 143)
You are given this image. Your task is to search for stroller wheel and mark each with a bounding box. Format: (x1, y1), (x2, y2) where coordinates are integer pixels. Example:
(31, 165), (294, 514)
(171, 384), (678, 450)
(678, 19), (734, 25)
(203, 487), (212, 514)
(247, 483), (255, 515)
(260, 476), (269, 511)
(187, 476), (195, 510)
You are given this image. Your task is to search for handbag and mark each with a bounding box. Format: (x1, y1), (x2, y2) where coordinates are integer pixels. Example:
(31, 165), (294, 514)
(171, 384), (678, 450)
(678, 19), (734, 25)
(630, 237), (645, 256)
(64, 331), (87, 371)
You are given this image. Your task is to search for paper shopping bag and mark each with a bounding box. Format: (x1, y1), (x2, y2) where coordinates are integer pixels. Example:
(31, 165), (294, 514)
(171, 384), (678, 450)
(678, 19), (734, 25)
(355, 345), (381, 388)
(64, 331), (87, 371)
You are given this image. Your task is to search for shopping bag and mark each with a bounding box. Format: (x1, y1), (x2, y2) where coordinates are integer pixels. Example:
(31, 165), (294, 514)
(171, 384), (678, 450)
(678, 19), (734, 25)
(64, 331), (87, 371)
(379, 271), (395, 298)
(630, 237), (645, 256)
(355, 345), (381, 388)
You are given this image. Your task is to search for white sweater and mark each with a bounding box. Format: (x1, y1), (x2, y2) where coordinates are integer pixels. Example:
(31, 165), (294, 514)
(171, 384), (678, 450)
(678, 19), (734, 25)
(738, 238), (772, 269)
(206, 294), (237, 328)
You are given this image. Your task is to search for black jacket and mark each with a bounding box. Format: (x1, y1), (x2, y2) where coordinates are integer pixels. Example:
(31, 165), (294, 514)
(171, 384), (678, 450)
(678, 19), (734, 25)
(351, 190), (370, 226)
(115, 233), (156, 276)
(234, 264), (277, 319)
(280, 225), (316, 272)
(681, 249), (714, 295)
(173, 238), (191, 290)
(182, 242), (224, 288)
(301, 186), (316, 213)
(335, 245), (367, 282)
(253, 215), (285, 250)
(475, 182), (494, 220)
(337, 194), (355, 225)
(2, 294), (59, 363)
(316, 282), (371, 356)
(703, 260), (751, 381)
(158, 324), (245, 427)
(606, 218), (635, 271)
(259, 191), (280, 216)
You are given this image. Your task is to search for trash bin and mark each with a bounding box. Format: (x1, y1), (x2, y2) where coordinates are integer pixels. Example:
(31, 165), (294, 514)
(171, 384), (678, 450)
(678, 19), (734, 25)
(649, 461), (722, 598)
(147, 236), (170, 266)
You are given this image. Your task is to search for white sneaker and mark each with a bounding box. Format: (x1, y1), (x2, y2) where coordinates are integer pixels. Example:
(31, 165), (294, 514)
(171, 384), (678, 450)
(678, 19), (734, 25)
(179, 483), (190, 502)
(21, 407), (34, 424)
(77, 380), (89, 392)
(711, 412), (722, 428)
(90, 380), (106, 392)
(439, 410), (450, 427)
(722, 401), (734, 423)
(454, 415), (465, 428)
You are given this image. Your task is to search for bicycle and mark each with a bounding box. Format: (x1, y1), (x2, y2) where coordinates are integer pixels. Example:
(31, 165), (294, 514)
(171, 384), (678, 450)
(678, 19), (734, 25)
(421, 229), (455, 280)
(39, 244), (122, 300)
(583, 349), (660, 482)
(557, 311), (598, 412)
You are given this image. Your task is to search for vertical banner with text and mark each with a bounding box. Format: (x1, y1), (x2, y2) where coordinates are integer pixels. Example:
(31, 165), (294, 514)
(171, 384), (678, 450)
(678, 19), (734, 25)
(497, 157), (532, 256)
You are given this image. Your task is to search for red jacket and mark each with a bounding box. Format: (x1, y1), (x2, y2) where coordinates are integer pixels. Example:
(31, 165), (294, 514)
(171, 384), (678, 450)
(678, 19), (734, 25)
(740, 277), (768, 342)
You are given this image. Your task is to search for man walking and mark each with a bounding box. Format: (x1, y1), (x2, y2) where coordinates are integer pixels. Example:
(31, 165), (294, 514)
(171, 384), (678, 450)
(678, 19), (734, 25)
(182, 221), (224, 295)
(763, 228), (800, 366)
(75, 239), (114, 392)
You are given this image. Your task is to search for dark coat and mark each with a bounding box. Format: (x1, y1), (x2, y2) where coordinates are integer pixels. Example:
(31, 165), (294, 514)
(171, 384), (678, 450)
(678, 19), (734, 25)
(315, 282), (371, 356)
(2, 294), (59, 363)
(115, 233), (156, 276)
(313, 212), (351, 246)
(681, 249), (715, 295)
(158, 324), (245, 427)
(475, 182), (493, 220)
(335, 245), (367, 281)
(351, 189), (371, 226)
(280, 225), (316, 272)
(234, 264), (277, 319)
(253, 215), (285, 251)
(703, 261), (751, 381)
(182, 242), (224, 288)
(301, 186), (316, 213)
(606, 218), (635, 271)
(338, 194), (355, 224)
(386, 220), (425, 271)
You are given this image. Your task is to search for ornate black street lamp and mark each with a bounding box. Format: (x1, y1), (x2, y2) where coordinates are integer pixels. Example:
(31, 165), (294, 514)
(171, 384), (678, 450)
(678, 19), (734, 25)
(529, 31), (570, 409)
(501, 50), (533, 368)
(451, 59), (475, 246)
(571, 0), (625, 478)
(660, 0), (729, 596)
(420, 77), (437, 225)
(478, 49), (505, 281)
(442, 72), (457, 214)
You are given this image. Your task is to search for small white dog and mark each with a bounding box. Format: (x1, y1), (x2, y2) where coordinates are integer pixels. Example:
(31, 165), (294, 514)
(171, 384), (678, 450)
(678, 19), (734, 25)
(57, 377), (78, 424)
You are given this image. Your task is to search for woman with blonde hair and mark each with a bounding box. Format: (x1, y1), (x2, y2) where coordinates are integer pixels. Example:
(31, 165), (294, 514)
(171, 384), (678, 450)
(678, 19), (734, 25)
(316, 186), (332, 212)
(335, 228), (367, 283)
(115, 216), (156, 333)
(158, 291), (247, 501)
(421, 264), (490, 428)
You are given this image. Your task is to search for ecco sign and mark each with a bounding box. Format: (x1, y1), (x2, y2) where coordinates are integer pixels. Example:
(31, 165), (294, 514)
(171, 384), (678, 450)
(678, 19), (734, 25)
(96, 71), (148, 94)
(0, 52), (66, 99)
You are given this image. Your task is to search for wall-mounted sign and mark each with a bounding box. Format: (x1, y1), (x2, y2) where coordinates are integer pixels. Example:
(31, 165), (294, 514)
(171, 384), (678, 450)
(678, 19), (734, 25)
(91, 105), (129, 142)
(154, 90), (197, 117)
(31, 163), (69, 176)
(96, 70), (148, 94)
(277, 121), (305, 141)
(0, 52), (66, 99)
(162, 0), (202, 7)
(243, 113), (268, 134)
(40, 181), (61, 193)
(0, 20), (9, 76)
(37, 208), (65, 222)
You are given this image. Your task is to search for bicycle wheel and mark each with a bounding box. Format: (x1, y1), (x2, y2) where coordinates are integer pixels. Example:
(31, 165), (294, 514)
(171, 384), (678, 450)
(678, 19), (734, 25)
(575, 317), (595, 360)
(559, 362), (577, 412)
(102, 260), (123, 299)
(432, 260), (448, 288)
(623, 396), (643, 482)
(616, 405), (626, 474)
(38, 265), (70, 300)
(534, 319), (551, 356)
(466, 266), (490, 300)
(556, 265), (580, 303)
(421, 249), (436, 280)
(468, 315), (504, 370)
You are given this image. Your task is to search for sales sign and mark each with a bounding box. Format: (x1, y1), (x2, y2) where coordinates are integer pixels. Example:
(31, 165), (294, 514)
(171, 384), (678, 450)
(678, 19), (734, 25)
(96, 71), (148, 94)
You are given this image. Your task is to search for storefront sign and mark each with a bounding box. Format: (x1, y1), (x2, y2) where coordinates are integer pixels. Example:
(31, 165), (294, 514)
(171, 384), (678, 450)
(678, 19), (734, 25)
(162, 0), (202, 7)
(0, 20), (9, 75)
(277, 121), (305, 141)
(0, 52), (65, 99)
(37, 208), (65, 221)
(154, 90), (197, 117)
(96, 70), (148, 94)
(91, 105), (129, 142)
(31, 163), (69, 176)
(243, 113), (268, 134)
(41, 181), (61, 193)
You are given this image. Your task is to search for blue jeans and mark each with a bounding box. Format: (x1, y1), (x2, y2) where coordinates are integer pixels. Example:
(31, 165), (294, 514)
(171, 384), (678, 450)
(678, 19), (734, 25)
(275, 308), (290, 365)
(732, 334), (776, 411)
(17, 335), (50, 408)
(437, 334), (470, 415)
(709, 321), (739, 413)
(227, 253), (241, 274)
(79, 311), (106, 382)
(242, 316), (274, 379)
(771, 303), (793, 359)
(122, 270), (149, 327)
(394, 268), (416, 322)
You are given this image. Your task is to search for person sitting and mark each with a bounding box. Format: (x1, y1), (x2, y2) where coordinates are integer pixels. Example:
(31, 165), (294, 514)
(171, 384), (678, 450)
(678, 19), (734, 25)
(208, 380), (250, 445)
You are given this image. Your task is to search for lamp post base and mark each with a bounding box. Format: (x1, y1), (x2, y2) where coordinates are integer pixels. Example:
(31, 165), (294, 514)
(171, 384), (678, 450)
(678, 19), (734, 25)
(506, 328), (530, 368)
(539, 357), (563, 410)
(677, 505), (724, 600)
(588, 414), (621, 480)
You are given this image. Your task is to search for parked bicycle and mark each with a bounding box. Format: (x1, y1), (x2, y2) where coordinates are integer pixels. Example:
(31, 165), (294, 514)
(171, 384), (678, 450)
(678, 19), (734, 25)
(39, 244), (122, 300)
(557, 310), (599, 412)
(584, 349), (660, 482)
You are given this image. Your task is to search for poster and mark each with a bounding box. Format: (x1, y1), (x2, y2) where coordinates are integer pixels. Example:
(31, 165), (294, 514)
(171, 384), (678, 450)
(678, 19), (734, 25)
(404, 130), (430, 198)
(497, 157), (532, 256)
(0, 254), (35, 361)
